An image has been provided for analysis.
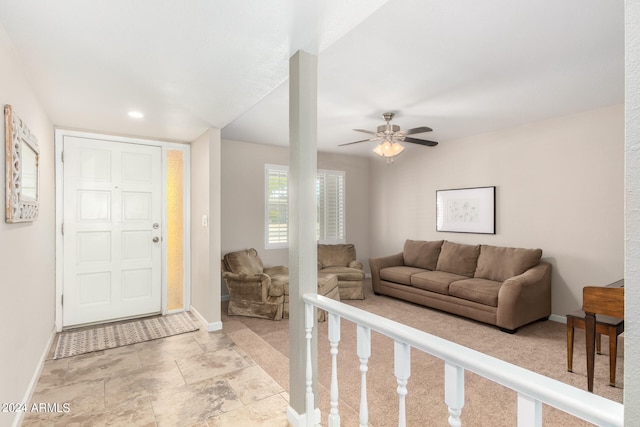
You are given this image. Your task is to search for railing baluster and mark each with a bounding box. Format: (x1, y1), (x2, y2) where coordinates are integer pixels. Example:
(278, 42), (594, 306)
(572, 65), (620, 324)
(444, 362), (464, 427)
(357, 324), (371, 427)
(517, 394), (542, 427)
(300, 293), (625, 427)
(328, 313), (341, 427)
(305, 302), (315, 427)
(394, 341), (411, 427)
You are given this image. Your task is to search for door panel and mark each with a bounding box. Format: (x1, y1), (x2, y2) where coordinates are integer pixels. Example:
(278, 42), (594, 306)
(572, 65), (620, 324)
(63, 136), (162, 327)
(77, 231), (111, 262)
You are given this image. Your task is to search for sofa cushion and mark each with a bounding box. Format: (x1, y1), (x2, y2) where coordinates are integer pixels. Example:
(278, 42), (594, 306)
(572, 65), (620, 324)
(410, 270), (467, 295)
(318, 244), (357, 268)
(319, 266), (365, 281)
(449, 278), (501, 307)
(474, 245), (542, 282)
(403, 240), (444, 271)
(224, 248), (264, 275)
(268, 274), (288, 297)
(435, 241), (480, 277)
(317, 273), (339, 295)
(379, 266), (426, 286)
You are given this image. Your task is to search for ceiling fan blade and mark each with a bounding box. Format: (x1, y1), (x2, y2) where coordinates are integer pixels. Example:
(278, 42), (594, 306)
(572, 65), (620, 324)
(353, 128), (378, 135)
(402, 126), (433, 135)
(404, 136), (438, 147)
(339, 137), (381, 147)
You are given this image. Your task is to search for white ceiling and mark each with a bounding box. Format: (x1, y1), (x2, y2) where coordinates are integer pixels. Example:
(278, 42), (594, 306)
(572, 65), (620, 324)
(0, 0), (624, 157)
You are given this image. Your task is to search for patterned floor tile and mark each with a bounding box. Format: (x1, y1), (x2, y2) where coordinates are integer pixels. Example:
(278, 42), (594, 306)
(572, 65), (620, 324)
(104, 361), (186, 407)
(176, 347), (251, 384)
(225, 365), (284, 405)
(27, 317), (289, 427)
(205, 394), (289, 426)
(151, 377), (243, 427)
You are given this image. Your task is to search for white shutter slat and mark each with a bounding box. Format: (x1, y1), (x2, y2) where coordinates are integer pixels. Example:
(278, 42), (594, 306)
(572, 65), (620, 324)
(266, 166), (344, 247)
(318, 170), (344, 243)
(266, 166), (289, 247)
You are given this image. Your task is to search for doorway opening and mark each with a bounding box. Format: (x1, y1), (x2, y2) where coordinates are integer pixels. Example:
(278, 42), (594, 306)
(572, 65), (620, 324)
(54, 129), (191, 331)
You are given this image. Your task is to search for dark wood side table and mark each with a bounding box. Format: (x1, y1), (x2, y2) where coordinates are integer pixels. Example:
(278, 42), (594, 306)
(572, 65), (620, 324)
(582, 279), (624, 392)
(566, 309), (624, 387)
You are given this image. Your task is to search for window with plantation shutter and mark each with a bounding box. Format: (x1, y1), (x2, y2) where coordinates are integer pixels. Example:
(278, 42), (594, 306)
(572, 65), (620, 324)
(317, 170), (345, 243)
(265, 165), (345, 248)
(265, 165), (289, 248)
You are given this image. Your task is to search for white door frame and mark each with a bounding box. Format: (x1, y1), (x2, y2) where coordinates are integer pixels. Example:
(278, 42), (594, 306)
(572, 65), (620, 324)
(55, 129), (191, 331)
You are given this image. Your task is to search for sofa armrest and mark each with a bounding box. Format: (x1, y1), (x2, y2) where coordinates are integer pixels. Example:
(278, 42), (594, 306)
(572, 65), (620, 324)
(496, 262), (552, 330)
(264, 265), (289, 276)
(369, 252), (405, 293)
(222, 272), (271, 303)
(348, 260), (364, 270)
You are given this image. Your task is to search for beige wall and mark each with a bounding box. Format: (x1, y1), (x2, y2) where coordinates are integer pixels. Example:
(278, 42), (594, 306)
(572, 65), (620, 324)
(369, 104), (624, 317)
(221, 139), (371, 291)
(0, 26), (55, 427)
(190, 128), (222, 329)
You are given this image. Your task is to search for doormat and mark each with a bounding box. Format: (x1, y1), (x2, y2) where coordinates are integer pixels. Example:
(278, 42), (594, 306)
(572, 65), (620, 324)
(53, 312), (200, 359)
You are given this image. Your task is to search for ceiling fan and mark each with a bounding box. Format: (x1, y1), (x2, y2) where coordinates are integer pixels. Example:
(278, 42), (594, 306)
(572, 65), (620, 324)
(340, 112), (438, 164)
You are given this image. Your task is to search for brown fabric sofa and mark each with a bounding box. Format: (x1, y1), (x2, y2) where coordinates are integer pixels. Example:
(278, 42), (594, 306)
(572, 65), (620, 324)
(282, 272), (340, 322)
(317, 243), (365, 300)
(222, 248), (288, 320)
(222, 248), (342, 322)
(369, 240), (552, 332)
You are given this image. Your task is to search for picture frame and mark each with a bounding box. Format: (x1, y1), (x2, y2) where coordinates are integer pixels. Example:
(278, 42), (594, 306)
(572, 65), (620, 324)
(5, 105), (40, 223)
(436, 186), (495, 234)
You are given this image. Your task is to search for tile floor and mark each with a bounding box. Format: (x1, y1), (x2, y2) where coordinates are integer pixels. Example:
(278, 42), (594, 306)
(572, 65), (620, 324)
(21, 318), (290, 427)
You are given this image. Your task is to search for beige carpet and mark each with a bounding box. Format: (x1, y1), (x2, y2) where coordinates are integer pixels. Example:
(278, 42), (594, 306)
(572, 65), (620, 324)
(223, 279), (623, 427)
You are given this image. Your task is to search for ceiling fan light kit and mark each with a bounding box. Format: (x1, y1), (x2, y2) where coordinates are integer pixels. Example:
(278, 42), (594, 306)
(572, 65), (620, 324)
(372, 140), (405, 165)
(340, 112), (438, 165)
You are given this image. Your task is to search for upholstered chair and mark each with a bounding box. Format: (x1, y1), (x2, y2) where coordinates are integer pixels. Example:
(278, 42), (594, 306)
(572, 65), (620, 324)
(222, 248), (289, 320)
(317, 243), (365, 299)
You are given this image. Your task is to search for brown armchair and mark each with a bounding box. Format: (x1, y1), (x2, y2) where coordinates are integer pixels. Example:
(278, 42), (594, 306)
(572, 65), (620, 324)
(317, 243), (365, 299)
(222, 248), (289, 320)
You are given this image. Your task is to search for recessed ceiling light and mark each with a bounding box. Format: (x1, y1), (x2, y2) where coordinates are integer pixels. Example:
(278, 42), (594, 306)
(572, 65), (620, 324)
(128, 111), (144, 119)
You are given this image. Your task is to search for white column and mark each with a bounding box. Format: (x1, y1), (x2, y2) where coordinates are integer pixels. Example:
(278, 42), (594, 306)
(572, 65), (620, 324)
(288, 50), (319, 425)
(625, 1), (640, 423)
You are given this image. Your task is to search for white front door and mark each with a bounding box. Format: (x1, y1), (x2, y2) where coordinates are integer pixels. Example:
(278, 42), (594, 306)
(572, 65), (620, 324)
(63, 136), (162, 327)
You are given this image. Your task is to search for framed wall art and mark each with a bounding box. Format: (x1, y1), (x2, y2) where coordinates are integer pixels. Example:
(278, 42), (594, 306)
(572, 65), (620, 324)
(5, 104), (39, 223)
(436, 186), (495, 234)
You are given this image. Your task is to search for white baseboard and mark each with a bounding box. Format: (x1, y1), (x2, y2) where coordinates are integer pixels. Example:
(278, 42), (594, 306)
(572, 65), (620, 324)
(549, 314), (566, 324)
(190, 306), (223, 332)
(287, 405), (321, 427)
(13, 327), (57, 427)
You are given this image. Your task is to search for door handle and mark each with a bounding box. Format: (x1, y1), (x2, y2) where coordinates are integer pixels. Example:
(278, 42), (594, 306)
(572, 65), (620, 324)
(152, 237), (160, 243)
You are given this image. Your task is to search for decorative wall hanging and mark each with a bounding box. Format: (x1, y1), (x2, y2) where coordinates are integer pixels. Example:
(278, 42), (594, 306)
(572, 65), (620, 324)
(5, 105), (39, 222)
(436, 186), (495, 234)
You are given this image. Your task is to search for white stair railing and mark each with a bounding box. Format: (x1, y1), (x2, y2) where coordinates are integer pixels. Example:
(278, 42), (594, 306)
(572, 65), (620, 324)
(301, 293), (624, 427)
(394, 341), (411, 427)
(357, 324), (370, 427)
(304, 303), (316, 427)
(328, 313), (341, 427)
(445, 362), (464, 426)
